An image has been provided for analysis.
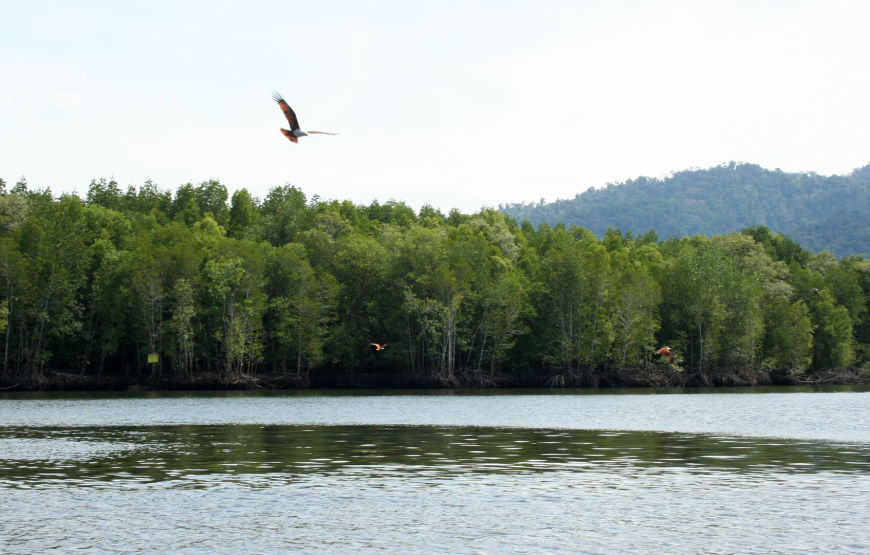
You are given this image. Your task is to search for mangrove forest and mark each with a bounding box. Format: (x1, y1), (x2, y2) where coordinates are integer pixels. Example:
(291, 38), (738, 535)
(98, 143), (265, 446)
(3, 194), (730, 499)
(0, 173), (868, 390)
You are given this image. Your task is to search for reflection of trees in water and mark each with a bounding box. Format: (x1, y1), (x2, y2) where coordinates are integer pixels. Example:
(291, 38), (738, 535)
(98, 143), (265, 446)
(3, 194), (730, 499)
(2, 425), (866, 488)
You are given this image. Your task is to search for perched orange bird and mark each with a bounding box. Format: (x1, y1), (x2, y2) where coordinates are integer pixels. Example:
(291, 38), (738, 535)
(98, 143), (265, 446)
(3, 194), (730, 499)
(656, 346), (674, 363)
(272, 92), (339, 144)
(369, 343), (387, 351)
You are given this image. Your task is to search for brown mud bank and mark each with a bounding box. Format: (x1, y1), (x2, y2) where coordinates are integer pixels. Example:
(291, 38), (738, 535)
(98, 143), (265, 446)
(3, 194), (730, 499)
(1, 367), (869, 392)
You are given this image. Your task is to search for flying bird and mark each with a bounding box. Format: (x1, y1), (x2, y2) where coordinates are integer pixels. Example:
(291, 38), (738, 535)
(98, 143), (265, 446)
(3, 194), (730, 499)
(656, 346), (674, 363)
(369, 343), (387, 351)
(272, 92), (339, 144)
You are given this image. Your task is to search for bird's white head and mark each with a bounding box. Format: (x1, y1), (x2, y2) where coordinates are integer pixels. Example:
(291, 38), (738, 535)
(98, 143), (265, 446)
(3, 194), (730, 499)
(293, 129), (308, 138)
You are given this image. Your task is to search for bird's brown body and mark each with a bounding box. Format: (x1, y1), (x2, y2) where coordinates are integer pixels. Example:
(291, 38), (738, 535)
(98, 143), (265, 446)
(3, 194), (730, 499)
(272, 92), (338, 143)
(369, 343), (387, 351)
(656, 346), (674, 363)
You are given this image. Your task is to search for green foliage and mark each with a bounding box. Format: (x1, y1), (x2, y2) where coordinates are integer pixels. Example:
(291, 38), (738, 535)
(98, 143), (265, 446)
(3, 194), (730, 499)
(86, 177), (123, 211)
(613, 262), (660, 369)
(267, 244), (338, 375)
(762, 297), (813, 374)
(261, 185), (309, 245)
(740, 225), (810, 267)
(228, 188), (257, 239)
(0, 194), (28, 235)
(812, 300), (854, 368)
(539, 230), (614, 371)
(0, 300), (8, 336)
(0, 173), (867, 384)
(666, 242), (744, 372)
(195, 179), (229, 225)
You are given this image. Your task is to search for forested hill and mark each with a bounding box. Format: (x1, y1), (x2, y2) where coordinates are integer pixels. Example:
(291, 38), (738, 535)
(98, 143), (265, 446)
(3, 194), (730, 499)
(500, 162), (870, 256)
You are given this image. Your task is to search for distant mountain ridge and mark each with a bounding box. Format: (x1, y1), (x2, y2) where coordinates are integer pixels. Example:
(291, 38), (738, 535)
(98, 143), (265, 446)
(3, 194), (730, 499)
(499, 161), (870, 256)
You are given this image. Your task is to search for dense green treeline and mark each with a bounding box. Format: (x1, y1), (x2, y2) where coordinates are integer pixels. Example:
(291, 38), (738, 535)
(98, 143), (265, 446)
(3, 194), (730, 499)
(500, 161), (870, 257)
(0, 174), (868, 388)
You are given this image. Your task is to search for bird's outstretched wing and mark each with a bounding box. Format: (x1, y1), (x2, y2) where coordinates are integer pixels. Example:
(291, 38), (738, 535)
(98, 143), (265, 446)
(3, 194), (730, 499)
(280, 128), (298, 143)
(656, 347), (674, 362)
(306, 131), (340, 135)
(272, 91), (300, 131)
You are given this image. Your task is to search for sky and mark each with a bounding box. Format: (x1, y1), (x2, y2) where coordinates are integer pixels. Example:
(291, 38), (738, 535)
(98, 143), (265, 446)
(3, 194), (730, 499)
(1, 0), (869, 213)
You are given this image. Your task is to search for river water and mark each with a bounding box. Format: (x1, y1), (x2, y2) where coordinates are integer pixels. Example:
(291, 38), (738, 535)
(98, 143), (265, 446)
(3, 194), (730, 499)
(1, 387), (869, 554)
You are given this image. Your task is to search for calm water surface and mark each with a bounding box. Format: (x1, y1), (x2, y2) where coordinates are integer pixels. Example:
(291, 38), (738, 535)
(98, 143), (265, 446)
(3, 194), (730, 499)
(1, 387), (869, 554)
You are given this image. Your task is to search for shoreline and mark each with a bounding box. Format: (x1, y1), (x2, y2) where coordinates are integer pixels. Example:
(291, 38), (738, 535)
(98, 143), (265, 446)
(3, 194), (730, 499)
(2, 367), (868, 393)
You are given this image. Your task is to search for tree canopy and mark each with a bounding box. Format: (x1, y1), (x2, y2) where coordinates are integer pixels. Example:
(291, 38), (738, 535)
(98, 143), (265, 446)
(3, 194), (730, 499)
(0, 175), (868, 389)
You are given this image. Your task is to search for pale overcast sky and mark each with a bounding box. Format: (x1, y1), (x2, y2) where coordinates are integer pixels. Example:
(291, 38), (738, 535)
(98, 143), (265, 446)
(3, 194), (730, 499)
(1, 1), (869, 213)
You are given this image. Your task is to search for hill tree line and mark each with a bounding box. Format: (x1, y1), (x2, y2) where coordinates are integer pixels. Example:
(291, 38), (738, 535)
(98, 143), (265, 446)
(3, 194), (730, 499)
(500, 162), (870, 257)
(0, 174), (868, 390)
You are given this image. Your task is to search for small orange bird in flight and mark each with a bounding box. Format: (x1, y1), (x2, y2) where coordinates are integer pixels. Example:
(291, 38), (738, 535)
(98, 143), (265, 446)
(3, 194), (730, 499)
(272, 92), (339, 144)
(656, 346), (674, 363)
(369, 343), (387, 351)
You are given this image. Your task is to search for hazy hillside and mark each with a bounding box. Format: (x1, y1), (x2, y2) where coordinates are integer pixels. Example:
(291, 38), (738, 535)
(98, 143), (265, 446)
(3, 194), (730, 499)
(500, 161), (870, 256)
(789, 210), (870, 255)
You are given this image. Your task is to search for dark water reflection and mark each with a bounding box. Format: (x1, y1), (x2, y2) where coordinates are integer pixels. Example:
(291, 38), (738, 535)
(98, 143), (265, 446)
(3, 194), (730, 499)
(2, 425), (870, 489)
